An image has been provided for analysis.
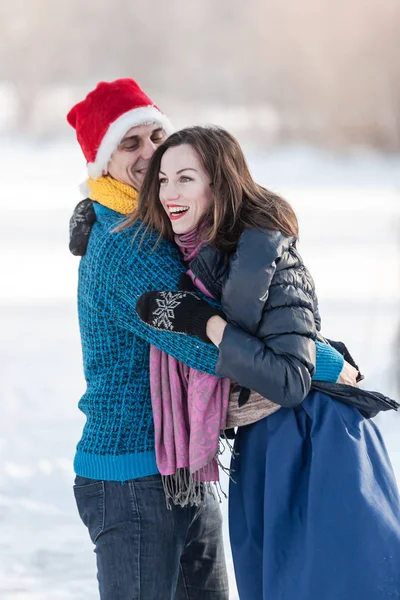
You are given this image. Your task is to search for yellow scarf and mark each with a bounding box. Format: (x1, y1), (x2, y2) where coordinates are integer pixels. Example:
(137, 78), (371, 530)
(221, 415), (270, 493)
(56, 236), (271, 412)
(86, 176), (138, 215)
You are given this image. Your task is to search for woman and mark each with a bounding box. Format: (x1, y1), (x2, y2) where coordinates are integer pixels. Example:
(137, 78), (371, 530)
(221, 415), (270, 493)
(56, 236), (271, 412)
(133, 126), (400, 600)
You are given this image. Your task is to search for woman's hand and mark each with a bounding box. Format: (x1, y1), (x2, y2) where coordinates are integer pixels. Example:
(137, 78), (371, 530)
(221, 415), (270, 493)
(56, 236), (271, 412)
(337, 361), (359, 386)
(326, 339), (364, 384)
(206, 315), (228, 347)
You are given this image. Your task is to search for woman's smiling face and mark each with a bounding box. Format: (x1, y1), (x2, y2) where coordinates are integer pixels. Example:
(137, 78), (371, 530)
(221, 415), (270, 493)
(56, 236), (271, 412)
(158, 144), (213, 235)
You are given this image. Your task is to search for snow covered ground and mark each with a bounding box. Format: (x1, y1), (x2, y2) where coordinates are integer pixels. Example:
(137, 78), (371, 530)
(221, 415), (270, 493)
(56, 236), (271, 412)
(0, 140), (399, 599)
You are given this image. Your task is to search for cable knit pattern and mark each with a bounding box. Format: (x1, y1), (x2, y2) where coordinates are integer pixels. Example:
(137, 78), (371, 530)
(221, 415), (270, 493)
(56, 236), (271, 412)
(74, 203), (219, 481)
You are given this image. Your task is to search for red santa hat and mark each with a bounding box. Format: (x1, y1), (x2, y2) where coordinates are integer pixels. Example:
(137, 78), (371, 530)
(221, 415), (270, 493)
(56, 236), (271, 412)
(67, 78), (174, 179)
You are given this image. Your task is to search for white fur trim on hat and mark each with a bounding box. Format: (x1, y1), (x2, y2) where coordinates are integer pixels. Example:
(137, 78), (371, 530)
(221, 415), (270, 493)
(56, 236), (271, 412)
(87, 105), (174, 179)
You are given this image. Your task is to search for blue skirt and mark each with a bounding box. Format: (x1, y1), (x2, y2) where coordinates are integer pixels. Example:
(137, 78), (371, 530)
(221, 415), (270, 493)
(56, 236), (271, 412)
(229, 391), (400, 600)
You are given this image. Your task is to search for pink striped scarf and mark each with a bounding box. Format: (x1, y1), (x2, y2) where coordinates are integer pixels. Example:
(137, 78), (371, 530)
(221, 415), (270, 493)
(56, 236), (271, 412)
(149, 230), (231, 506)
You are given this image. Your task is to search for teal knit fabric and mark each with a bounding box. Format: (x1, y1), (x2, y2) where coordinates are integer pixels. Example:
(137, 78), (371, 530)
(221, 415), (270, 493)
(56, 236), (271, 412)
(313, 340), (344, 381)
(74, 203), (343, 482)
(75, 204), (219, 481)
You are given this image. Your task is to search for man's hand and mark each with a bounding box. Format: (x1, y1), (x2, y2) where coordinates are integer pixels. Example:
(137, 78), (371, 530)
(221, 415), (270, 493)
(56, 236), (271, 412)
(69, 199), (96, 256)
(337, 360), (359, 386)
(136, 290), (223, 343)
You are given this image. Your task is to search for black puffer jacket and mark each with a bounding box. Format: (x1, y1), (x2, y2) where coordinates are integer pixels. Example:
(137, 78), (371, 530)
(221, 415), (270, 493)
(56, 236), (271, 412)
(190, 228), (319, 408)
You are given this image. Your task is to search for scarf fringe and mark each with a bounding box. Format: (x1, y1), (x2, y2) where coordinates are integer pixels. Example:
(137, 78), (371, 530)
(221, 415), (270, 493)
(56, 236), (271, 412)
(161, 434), (238, 509)
(220, 429), (239, 457)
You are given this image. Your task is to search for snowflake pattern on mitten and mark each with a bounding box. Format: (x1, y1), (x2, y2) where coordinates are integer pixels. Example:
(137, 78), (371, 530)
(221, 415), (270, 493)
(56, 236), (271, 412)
(152, 292), (187, 330)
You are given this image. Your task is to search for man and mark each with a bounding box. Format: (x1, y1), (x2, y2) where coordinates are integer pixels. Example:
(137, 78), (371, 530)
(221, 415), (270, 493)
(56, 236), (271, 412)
(68, 78), (229, 600)
(67, 78), (347, 599)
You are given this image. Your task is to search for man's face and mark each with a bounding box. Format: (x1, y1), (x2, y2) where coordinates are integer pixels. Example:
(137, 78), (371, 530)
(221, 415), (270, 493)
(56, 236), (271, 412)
(106, 123), (167, 190)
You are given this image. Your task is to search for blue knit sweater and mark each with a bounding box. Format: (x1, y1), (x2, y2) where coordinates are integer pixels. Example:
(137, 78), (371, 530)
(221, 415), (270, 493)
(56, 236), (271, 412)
(74, 204), (344, 481)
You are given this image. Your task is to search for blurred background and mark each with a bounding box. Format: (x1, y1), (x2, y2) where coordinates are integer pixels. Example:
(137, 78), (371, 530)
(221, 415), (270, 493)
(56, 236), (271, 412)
(0, 1), (399, 599)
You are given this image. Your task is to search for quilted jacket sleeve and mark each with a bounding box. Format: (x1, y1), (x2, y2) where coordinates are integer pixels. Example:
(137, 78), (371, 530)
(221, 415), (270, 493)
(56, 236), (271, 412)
(216, 228), (316, 407)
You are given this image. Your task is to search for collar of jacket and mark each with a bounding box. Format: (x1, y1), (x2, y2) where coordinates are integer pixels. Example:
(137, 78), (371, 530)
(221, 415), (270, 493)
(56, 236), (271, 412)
(189, 245), (228, 300)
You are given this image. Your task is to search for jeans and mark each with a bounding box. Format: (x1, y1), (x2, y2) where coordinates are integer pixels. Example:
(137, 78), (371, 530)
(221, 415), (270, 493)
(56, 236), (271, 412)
(74, 474), (229, 600)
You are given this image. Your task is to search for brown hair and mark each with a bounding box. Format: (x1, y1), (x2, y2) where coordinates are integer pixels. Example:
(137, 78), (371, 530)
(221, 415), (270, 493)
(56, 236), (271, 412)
(122, 125), (298, 252)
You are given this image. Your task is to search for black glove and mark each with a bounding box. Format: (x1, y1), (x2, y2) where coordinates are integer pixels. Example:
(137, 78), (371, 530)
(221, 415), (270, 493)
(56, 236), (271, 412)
(136, 290), (224, 343)
(326, 339), (364, 382)
(69, 199), (96, 256)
